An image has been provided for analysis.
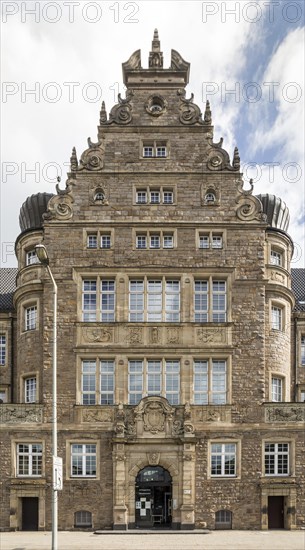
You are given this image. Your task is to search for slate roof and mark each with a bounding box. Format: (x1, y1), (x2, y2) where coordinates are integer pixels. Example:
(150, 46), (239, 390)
(291, 268), (305, 312)
(0, 268), (17, 311)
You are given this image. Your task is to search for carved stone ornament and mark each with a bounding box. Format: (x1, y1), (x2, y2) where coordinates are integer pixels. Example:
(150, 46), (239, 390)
(82, 408), (113, 423)
(135, 396), (174, 435)
(265, 405), (305, 422)
(177, 89), (203, 125)
(235, 178), (267, 222)
(44, 177), (74, 221)
(145, 94), (168, 116)
(89, 183), (109, 206)
(0, 405), (43, 424)
(79, 137), (105, 171)
(83, 326), (113, 343)
(206, 135), (238, 171)
(147, 452), (160, 466)
(108, 90), (134, 125)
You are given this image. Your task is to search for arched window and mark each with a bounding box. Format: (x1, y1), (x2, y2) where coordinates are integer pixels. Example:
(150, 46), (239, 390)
(74, 510), (92, 528)
(215, 509), (232, 529)
(205, 192), (216, 204)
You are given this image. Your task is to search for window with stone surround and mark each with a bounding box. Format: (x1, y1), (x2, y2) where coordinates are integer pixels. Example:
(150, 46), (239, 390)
(0, 388), (8, 403)
(210, 443), (236, 477)
(142, 141), (167, 158)
(193, 359), (227, 404)
(81, 359), (115, 405)
(135, 186), (175, 205)
(271, 305), (283, 331)
(271, 376), (284, 402)
(129, 278), (180, 322)
(26, 249), (39, 266)
(215, 510), (232, 529)
(86, 230), (113, 249)
(264, 443), (289, 476)
(198, 232), (223, 249)
(300, 389), (305, 402)
(74, 511), (92, 528)
(24, 376), (37, 403)
(301, 335), (305, 365)
(270, 248), (283, 266)
(71, 444), (96, 477)
(135, 230), (175, 250)
(17, 443), (42, 477)
(194, 279), (226, 322)
(25, 305), (37, 331)
(0, 334), (6, 366)
(82, 279), (115, 322)
(128, 359), (180, 405)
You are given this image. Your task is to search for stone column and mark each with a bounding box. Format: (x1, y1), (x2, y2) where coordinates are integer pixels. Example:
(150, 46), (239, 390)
(113, 443), (127, 530)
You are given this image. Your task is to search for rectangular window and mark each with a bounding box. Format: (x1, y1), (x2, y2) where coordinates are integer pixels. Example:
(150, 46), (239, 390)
(100, 360), (115, 405)
(136, 235), (147, 249)
(129, 278), (180, 322)
(143, 141), (167, 158)
(193, 359), (227, 404)
(82, 360), (96, 405)
(199, 232), (223, 249)
(163, 234), (173, 249)
(17, 443), (42, 476)
(128, 359), (180, 405)
(199, 235), (209, 249)
(156, 145), (167, 157)
(194, 279), (226, 322)
(82, 280), (97, 322)
(0, 389), (8, 403)
(143, 145), (154, 157)
(271, 377), (283, 402)
(271, 249), (282, 266)
(150, 234), (160, 248)
(25, 306), (37, 331)
(25, 377), (37, 403)
(101, 234), (111, 249)
(82, 279), (115, 322)
(212, 235), (223, 249)
(211, 443), (236, 477)
(136, 190), (147, 204)
(87, 234), (98, 249)
(163, 191), (173, 204)
(150, 191), (160, 204)
(26, 250), (38, 265)
(101, 280), (115, 322)
(71, 444), (96, 477)
(301, 336), (305, 365)
(0, 334), (6, 366)
(135, 231), (175, 249)
(271, 306), (282, 330)
(265, 443), (289, 476)
(300, 390), (305, 402)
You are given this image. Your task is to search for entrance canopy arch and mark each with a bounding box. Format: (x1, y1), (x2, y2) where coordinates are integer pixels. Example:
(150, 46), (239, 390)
(135, 465), (172, 528)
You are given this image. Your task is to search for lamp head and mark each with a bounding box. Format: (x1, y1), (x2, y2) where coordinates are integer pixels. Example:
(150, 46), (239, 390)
(35, 244), (49, 265)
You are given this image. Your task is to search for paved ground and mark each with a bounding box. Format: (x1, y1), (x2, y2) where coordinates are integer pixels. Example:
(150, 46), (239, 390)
(1, 530), (305, 550)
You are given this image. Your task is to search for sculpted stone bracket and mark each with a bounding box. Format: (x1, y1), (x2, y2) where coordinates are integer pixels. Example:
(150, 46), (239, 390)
(235, 177), (267, 222)
(205, 135), (238, 172)
(103, 91), (134, 126)
(79, 137), (105, 171)
(44, 177), (75, 221)
(177, 89), (204, 126)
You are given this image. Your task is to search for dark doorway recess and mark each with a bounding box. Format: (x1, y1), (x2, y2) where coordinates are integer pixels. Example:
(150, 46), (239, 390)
(268, 496), (284, 529)
(22, 497), (39, 531)
(135, 466), (172, 528)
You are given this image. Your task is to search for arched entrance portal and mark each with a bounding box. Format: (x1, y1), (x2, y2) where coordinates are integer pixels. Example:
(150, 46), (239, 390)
(135, 466), (172, 528)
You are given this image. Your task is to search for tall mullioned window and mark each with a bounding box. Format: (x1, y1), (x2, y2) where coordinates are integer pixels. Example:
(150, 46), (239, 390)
(264, 443), (289, 476)
(82, 279), (115, 322)
(17, 443), (42, 476)
(0, 334), (6, 366)
(25, 377), (37, 403)
(129, 279), (180, 322)
(210, 443), (236, 477)
(25, 306), (37, 331)
(271, 305), (282, 330)
(194, 279), (226, 322)
(193, 360), (227, 404)
(128, 359), (180, 405)
(71, 444), (96, 477)
(271, 377), (283, 402)
(301, 335), (305, 365)
(81, 359), (115, 405)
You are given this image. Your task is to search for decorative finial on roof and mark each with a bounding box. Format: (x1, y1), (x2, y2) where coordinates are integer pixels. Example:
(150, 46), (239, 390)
(70, 147), (78, 172)
(100, 101), (107, 124)
(204, 100), (212, 124)
(233, 146), (240, 170)
(149, 28), (163, 68)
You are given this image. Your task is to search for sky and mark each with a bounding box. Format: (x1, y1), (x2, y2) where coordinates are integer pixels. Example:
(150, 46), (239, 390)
(1, 0), (304, 267)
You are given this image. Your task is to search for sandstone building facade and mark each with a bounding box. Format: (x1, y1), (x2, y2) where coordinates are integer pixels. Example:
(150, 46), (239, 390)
(1, 32), (305, 532)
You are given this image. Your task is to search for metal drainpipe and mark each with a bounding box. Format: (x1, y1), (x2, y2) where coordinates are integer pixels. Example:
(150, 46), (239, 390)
(10, 313), (14, 402)
(294, 316), (298, 402)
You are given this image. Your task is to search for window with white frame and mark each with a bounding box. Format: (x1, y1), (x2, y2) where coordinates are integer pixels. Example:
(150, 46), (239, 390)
(82, 279), (115, 322)
(81, 359), (115, 405)
(86, 231), (112, 249)
(301, 335), (305, 365)
(193, 359), (227, 404)
(129, 278), (180, 322)
(270, 249), (282, 266)
(71, 444), (96, 477)
(101, 234), (111, 249)
(194, 279), (226, 322)
(271, 305), (283, 330)
(25, 305), (37, 331)
(87, 233), (98, 249)
(17, 443), (42, 476)
(210, 443), (236, 477)
(74, 511), (92, 528)
(199, 232), (223, 249)
(128, 359), (180, 405)
(271, 376), (283, 402)
(0, 389), (8, 403)
(300, 390), (305, 402)
(135, 231), (175, 250)
(135, 186), (174, 205)
(264, 443), (289, 476)
(143, 141), (167, 158)
(0, 334), (6, 366)
(26, 250), (38, 266)
(24, 377), (37, 403)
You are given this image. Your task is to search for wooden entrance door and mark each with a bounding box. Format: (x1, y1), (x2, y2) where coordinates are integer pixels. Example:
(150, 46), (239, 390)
(22, 497), (39, 530)
(268, 496), (284, 529)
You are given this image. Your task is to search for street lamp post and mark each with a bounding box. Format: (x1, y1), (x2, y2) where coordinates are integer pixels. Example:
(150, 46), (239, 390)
(35, 244), (58, 550)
